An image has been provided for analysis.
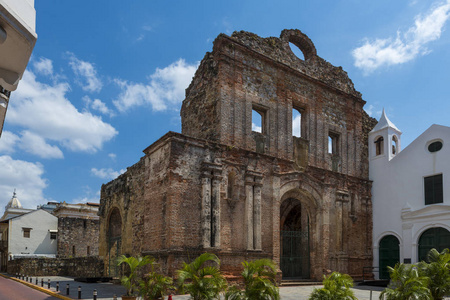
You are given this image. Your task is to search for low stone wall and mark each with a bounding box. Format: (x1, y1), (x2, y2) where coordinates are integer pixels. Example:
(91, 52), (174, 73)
(7, 256), (104, 277)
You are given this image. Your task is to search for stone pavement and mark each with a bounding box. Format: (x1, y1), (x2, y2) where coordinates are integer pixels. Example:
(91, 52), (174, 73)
(5, 274), (386, 300)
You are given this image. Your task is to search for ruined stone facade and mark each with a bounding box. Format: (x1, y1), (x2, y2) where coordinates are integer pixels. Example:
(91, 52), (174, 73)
(99, 29), (377, 280)
(53, 203), (100, 258)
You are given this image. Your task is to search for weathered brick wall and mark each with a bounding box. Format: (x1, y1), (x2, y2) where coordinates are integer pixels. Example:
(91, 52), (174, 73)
(98, 29), (375, 281)
(58, 217), (99, 258)
(98, 158), (146, 276)
(7, 257), (104, 277)
(182, 30), (368, 178)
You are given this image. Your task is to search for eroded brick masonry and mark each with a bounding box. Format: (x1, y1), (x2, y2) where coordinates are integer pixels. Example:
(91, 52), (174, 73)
(99, 29), (377, 280)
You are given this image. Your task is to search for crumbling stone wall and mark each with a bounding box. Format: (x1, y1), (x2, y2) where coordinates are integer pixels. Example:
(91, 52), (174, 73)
(57, 217), (99, 258)
(99, 29), (375, 281)
(7, 257), (104, 277)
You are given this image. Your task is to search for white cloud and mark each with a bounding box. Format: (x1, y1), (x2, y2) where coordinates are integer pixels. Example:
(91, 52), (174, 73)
(364, 104), (382, 118)
(68, 53), (103, 93)
(91, 167), (126, 180)
(353, 0), (450, 73)
(8, 70), (117, 153)
(19, 131), (64, 159)
(108, 153), (116, 160)
(0, 131), (19, 154)
(252, 123), (262, 133)
(83, 95), (115, 117)
(72, 186), (100, 204)
(0, 155), (47, 213)
(33, 58), (53, 76)
(113, 58), (197, 112)
(292, 114), (301, 137)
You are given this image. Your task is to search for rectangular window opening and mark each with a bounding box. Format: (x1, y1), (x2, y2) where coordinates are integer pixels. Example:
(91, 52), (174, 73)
(23, 228), (31, 238)
(252, 107), (266, 134)
(425, 174), (443, 205)
(293, 108), (302, 137)
(328, 132), (339, 155)
(50, 232), (57, 240)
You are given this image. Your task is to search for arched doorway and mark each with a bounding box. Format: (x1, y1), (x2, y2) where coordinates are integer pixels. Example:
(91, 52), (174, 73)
(379, 235), (400, 279)
(418, 227), (450, 262)
(280, 198), (310, 279)
(108, 208), (122, 277)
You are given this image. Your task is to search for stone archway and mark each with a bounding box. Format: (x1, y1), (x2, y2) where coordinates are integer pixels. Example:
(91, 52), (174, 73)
(107, 208), (122, 277)
(280, 198), (310, 279)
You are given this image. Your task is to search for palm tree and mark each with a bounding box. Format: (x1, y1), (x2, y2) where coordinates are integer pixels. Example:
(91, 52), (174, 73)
(309, 272), (356, 300)
(177, 252), (227, 300)
(380, 263), (432, 300)
(417, 248), (450, 300)
(117, 255), (154, 297)
(225, 258), (280, 300)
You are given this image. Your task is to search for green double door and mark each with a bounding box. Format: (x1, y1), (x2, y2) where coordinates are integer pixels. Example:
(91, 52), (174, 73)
(418, 227), (450, 262)
(379, 235), (400, 280)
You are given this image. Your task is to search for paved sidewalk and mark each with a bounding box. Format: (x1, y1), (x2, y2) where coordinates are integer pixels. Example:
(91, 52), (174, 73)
(8, 274), (385, 300)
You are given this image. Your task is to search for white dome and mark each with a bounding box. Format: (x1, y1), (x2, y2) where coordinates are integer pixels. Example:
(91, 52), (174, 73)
(6, 190), (22, 209)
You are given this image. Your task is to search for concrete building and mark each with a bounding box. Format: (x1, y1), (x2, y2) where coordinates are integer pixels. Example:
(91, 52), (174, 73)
(0, 0), (37, 136)
(0, 209), (57, 271)
(53, 202), (99, 258)
(370, 111), (450, 279)
(99, 30), (376, 280)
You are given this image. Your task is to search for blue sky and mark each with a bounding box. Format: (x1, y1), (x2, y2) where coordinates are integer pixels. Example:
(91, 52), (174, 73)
(1, 0), (450, 212)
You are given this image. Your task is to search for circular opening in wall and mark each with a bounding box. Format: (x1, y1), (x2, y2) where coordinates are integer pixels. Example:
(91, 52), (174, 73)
(428, 140), (443, 153)
(289, 42), (305, 60)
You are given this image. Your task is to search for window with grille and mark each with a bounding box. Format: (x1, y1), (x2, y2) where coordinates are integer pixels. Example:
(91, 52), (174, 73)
(425, 174), (443, 205)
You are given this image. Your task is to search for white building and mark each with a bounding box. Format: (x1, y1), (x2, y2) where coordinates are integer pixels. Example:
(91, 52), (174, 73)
(0, 0), (37, 136)
(0, 191), (33, 221)
(0, 208), (57, 271)
(370, 110), (450, 279)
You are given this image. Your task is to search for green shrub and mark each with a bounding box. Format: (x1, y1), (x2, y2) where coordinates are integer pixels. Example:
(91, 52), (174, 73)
(225, 258), (279, 300)
(379, 263), (431, 300)
(177, 253), (227, 300)
(309, 272), (356, 300)
(417, 248), (450, 300)
(117, 255), (153, 296)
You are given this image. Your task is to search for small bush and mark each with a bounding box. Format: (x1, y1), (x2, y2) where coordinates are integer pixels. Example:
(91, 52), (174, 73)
(309, 272), (356, 300)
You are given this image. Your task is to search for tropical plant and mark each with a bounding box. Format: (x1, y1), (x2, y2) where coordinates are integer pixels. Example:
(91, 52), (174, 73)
(379, 263), (432, 300)
(417, 248), (450, 300)
(177, 252), (227, 300)
(139, 270), (174, 300)
(225, 258), (280, 300)
(117, 255), (153, 297)
(309, 272), (356, 300)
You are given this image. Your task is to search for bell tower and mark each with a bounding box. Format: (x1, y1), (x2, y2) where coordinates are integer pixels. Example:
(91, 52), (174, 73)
(369, 109), (402, 179)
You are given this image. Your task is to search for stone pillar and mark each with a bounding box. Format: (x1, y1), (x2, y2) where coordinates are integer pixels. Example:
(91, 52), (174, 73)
(201, 158), (223, 249)
(336, 190), (349, 274)
(201, 174), (212, 248)
(212, 170), (222, 247)
(245, 175), (254, 250)
(254, 177), (262, 250)
(272, 163), (281, 265)
(245, 171), (263, 251)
